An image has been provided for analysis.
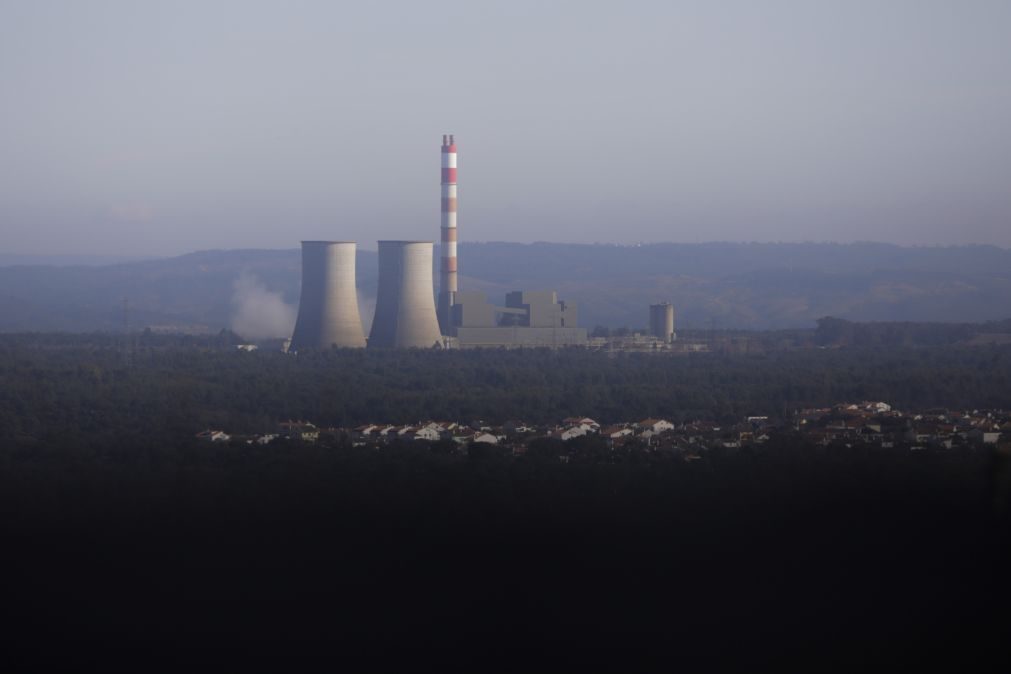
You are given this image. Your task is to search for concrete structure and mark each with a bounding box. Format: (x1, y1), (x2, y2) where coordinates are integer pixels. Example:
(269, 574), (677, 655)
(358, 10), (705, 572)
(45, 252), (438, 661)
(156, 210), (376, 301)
(290, 241), (366, 350)
(437, 134), (458, 334)
(504, 291), (578, 328)
(649, 302), (676, 343)
(368, 241), (443, 348)
(451, 290), (587, 348)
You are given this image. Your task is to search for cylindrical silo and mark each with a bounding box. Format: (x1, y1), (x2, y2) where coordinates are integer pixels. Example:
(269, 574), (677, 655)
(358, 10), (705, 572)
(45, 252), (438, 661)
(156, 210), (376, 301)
(290, 241), (366, 350)
(649, 302), (675, 343)
(368, 241), (443, 348)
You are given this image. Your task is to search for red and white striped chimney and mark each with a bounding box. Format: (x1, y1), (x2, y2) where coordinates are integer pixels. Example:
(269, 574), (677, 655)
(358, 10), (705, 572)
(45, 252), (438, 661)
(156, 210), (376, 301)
(437, 133), (457, 334)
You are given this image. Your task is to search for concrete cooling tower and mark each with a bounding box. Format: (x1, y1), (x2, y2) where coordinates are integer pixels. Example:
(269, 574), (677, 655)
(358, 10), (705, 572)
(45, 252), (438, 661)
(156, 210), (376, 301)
(289, 241), (366, 350)
(368, 241), (443, 348)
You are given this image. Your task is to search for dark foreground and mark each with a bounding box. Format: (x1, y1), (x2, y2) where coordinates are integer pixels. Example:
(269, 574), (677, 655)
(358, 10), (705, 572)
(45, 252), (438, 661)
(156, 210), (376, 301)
(3, 442), (1010, 669)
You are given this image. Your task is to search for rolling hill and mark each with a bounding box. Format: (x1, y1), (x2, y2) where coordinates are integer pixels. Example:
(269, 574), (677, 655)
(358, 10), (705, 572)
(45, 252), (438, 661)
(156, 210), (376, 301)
(1, 242), (1009, 334)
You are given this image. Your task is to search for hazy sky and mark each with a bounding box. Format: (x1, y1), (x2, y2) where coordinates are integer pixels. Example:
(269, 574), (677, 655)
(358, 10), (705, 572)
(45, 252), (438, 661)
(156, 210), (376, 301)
(2, 0), (1009, 255)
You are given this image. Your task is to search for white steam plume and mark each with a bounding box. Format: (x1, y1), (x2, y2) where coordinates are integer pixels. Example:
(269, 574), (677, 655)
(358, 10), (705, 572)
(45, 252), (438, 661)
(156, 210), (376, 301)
(230, 271), (296, 340)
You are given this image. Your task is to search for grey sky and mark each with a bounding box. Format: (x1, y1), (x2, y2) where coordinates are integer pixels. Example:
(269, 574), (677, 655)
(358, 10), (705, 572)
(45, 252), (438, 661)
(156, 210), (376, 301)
(1, 0), (1009, 255)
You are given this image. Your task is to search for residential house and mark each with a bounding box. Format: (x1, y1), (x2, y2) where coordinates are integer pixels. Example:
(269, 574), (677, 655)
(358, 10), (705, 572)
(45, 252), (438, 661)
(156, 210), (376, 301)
(637, 418), (675, 435)
(196, 430), (230, 443)
(278, 421), (319, 443)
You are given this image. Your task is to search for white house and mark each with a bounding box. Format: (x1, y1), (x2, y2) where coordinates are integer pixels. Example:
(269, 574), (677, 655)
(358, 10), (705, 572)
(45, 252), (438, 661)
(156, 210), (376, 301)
(556, 426), (588, 441)
(600, 425), (633, 440)
(562, 417), (600, 433)
(637, 418), (675, 434)
(196, 430), (230, 443)
(278, 421), (319, 443)
(413, 426), (442, 442)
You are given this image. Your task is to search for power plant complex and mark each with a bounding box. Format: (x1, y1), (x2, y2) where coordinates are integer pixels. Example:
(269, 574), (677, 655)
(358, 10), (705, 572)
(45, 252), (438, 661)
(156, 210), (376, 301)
(289, 135), (672, 350)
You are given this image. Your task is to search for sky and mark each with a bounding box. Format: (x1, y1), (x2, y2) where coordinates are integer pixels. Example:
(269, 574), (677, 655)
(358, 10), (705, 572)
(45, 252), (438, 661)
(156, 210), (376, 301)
(1, 0), (1009, 256)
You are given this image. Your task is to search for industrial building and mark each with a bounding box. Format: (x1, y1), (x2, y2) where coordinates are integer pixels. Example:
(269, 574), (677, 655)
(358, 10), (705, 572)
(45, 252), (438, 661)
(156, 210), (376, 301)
(433, 136), (586, 348)
(289, 241), (366, 350)
(450, 290), (587, 348)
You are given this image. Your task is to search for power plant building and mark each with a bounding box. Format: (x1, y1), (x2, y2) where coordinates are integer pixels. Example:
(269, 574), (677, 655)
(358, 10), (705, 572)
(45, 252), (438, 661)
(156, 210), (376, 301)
(649, 302), (676, 343)
(289, 241), (366, 350)
(288, 135), (593, 350)
(451, 290), (587, 347)
(368, 241), (444, 348)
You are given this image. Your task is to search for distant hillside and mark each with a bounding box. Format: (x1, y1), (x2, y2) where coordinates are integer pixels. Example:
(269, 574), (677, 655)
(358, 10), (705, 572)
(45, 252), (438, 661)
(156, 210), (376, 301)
(464, 242), (1011, 329)
(0, 249), (294, 333)
(0, 254), (156, 267)
(0, 242), (1009, 333)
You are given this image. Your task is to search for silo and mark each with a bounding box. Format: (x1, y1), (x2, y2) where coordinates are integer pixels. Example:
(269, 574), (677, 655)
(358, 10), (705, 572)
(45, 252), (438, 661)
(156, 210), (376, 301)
(290, 241), (366, 350)
(368, 241), (443, 348)
(649, 302), (675, 343)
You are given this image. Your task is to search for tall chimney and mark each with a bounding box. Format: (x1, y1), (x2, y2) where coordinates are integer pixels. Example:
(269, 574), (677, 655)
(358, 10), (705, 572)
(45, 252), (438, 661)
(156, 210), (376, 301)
(369, 241), (443, 348)
(290, 241), (366, 350)
(437, 134), (457, 334)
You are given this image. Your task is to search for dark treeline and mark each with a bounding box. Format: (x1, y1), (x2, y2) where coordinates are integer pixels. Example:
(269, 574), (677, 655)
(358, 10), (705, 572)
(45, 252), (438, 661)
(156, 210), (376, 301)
(2, 332), (1010, 446)
(816, 316), (1011, 347)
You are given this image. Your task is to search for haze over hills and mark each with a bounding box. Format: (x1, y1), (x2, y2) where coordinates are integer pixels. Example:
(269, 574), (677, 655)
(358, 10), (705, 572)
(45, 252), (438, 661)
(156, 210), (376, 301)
(0, 254), (157, 267)
(1, 242), (1009, 334)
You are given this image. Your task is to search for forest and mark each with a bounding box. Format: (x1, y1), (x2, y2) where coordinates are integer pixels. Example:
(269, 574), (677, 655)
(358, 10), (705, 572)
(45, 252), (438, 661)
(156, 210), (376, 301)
(1, 331), (1010, 448)
(2, 331), (1010, 667)
(4, 416), (1010, 667)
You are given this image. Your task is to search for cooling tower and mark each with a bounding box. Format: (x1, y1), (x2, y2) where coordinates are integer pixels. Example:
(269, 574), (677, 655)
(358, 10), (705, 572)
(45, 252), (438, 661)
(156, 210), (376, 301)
(289, 241), (366, 350)
(368, 241), (443, 348)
